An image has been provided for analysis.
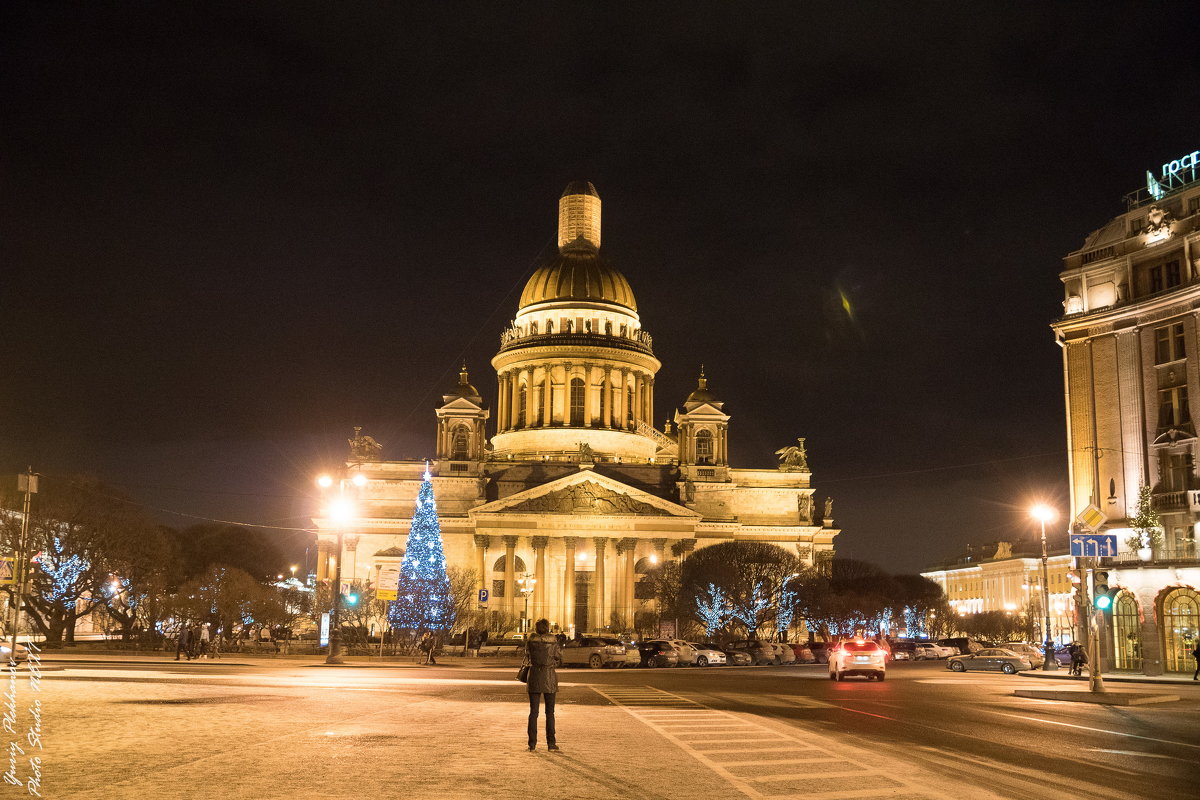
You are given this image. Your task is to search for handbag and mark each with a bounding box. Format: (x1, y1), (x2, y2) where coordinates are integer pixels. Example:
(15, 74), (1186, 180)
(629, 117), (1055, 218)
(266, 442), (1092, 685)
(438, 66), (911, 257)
(517, 664), (529, 683)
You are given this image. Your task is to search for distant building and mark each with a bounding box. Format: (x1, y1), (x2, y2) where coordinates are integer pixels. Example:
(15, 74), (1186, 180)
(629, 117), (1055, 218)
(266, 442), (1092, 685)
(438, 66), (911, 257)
(921, 540), (1074, 643)
(1050, 152), (1200, 674)
(313, 183), (840, 635)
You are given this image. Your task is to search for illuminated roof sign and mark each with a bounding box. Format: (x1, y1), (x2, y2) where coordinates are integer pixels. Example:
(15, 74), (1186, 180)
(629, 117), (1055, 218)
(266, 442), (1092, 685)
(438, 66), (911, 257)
(1127, 147), (1200, 208)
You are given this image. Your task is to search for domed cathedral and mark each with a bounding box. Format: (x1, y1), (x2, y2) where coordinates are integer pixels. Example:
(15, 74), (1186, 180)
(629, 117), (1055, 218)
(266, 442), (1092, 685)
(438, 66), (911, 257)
(313, 183), (840, 637)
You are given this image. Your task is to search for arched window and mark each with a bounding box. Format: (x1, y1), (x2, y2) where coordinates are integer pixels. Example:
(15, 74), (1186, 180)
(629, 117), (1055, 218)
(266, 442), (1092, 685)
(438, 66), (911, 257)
(570, 378), (585, 426)
(1161, 587), (1200, 672)
(451, 426), (470, 460)
(545, 320), (553, 334)
(529, 321), (538, 335)
(627, 386), (635, 426)
(695, 430), (714, 464)
(1113, 591), (1142, 671)
(492, 555), (527, 573)
(517, 384), (527, 428)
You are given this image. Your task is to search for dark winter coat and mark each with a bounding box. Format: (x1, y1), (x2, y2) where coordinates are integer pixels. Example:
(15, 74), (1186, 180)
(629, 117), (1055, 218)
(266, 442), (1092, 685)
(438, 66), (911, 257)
(525, 633), (560, 694)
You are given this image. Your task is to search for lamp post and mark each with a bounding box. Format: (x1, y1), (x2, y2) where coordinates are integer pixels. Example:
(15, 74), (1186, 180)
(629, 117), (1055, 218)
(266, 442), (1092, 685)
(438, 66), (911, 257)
(318, 471), (366, 665)
(1030, 505), (1059, 671)
(517, 572), (536, 633)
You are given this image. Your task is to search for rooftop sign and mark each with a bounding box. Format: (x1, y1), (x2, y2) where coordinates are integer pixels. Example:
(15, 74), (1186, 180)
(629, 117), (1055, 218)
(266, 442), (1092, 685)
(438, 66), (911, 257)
(1146, 147), (1200, 201)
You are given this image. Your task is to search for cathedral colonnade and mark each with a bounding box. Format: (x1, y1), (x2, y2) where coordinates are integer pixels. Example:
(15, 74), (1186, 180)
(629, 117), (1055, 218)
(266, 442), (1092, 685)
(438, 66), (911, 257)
(495, 364), (654, 433)
(470, 532), (694, 634)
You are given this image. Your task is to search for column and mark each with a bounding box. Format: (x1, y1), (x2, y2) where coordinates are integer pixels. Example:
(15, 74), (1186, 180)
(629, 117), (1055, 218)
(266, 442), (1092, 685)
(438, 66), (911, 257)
(603, 367), (613, 428)
(542, 363), (553, 427)
(316, 539), (332, 581)
(531, 368), (543, 427)
(533, 536), (548, 621)
(503, 535), (518, 614)
(562, 537), (577, 634)
(618, 538), (637, 630)
(497, 372), (509, 432)
(592, 537), (608, 631)
(629, 372), (639, 427)
(510, 370), (521, 429)
(647, 377), (655, 426)
(616, 370), (627, 430)
(560, 362), (572, 425)
(584, 363), (597, 427)
(344, 536), (359, 584)
(473, 534), (490, 598)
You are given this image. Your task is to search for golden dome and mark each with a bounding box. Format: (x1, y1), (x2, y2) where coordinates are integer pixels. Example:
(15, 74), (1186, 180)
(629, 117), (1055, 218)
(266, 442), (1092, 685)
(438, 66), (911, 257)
(518, 240), (638, 312)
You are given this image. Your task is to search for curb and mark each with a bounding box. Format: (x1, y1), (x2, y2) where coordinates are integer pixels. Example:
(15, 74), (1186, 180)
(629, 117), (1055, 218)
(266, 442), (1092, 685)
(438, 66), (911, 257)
(1018, 669), (1198, 686)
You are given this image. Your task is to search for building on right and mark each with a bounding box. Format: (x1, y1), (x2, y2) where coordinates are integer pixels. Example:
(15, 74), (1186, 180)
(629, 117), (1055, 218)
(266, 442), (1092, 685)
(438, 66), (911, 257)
(1051, 150), (1200, 675)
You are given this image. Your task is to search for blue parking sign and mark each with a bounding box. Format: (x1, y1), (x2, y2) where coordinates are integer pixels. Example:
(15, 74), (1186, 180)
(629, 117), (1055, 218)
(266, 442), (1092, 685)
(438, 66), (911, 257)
(478, 588), (489, 604)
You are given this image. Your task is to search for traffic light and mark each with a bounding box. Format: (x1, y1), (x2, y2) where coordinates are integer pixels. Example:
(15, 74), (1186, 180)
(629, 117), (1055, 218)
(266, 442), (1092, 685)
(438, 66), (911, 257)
(345, 592), (359, 606)
(1093, 571), (1112, 610)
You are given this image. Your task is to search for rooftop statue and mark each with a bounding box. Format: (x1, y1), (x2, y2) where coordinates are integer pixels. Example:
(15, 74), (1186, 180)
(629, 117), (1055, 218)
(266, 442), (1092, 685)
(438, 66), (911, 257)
(774, 438), (809, 472)
(349, 426), (383, 461)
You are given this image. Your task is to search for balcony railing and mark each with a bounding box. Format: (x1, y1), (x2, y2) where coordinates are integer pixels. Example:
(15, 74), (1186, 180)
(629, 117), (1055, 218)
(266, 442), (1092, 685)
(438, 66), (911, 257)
(1105, 544), (1200, 566)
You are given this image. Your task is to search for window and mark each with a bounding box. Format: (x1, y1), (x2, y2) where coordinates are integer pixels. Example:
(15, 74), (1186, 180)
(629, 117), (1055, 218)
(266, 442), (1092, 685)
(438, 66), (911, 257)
(627, 386), (635, 426)
(529, 321), (538, 335)
(695, 430), (714, 464)
(1151, 265), (1164, 293)
(449, 462), (468, 472)
(492, 555), (527, 573)
(599, 379), (607, 425)
(1189, 196), (1200, 216)
(1158, 386), (1191, 429)
(1129, 217), (1144, 236)
(517, 384), (527, 428)
(1155, 323), (1186, 364)
(1163, 452), (1194, 491)
(1167, 259), (1182, 288)
(451, 426), (470, 459)
(570, 378), (585, 426)
(492, 579), (505, 599)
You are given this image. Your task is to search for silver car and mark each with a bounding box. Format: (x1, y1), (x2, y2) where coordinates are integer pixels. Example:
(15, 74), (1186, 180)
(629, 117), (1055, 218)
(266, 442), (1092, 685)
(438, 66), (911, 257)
(687, 642), (726, 666)
(559, 637), (627, 668)
(947, 647), (1034, 674)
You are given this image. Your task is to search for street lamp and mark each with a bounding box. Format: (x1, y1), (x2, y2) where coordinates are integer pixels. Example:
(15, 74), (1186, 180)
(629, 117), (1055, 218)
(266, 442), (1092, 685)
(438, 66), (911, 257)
(1030, 504), (1059, 671)
(517, 572), (536, 633)
(318, 474), (361, 665)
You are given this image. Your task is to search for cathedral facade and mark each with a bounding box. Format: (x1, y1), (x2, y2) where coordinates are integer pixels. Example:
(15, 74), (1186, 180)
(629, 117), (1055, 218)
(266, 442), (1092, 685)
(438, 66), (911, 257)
(313, 183), (839, 635)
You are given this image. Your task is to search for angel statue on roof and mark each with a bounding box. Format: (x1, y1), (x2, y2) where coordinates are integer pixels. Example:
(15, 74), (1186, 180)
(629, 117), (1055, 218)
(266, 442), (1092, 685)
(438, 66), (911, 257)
(774, 438), (809, 472)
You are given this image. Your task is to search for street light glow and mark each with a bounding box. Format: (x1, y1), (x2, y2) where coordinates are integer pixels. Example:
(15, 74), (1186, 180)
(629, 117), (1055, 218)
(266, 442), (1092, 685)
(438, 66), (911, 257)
(1030, 504), (1057, 523)
(329, 498), (356, 523)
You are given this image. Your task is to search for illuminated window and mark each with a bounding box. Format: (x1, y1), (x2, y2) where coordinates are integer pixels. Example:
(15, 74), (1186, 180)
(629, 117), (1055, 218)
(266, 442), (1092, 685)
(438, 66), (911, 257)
(570, 378), (585, 426)
(1161, 587), (1200, 673)
(695, 430), (714, 464)
(1158, 387), (1191, 429)
(451, 426), (469, 459)
(1155, 323), (1186, 364)
(1162, 451), (1194, 491)
(517, 384), (527, 428)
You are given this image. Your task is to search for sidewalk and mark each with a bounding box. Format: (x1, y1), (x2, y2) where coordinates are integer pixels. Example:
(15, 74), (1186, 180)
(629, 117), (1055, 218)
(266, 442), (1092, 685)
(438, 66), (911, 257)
(1019, 668), (1198, 686)
(41, 651), (525, 669)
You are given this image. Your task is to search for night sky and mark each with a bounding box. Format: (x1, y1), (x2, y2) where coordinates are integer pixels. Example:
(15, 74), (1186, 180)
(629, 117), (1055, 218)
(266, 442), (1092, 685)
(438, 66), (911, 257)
(4, 4), (1199, 572)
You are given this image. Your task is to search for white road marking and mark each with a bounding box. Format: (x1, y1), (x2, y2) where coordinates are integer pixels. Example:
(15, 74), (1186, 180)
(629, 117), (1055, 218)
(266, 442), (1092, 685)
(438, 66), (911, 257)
(1085, 748), (1178, 759)
(996, 713), (1200, 750)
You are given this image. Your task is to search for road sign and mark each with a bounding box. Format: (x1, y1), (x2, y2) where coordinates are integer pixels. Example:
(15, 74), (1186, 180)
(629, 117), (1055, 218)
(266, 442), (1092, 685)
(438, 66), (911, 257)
(376, 564), (400, 601)
(319, 612), (330, 648)
(1070, 533), (1117, 557)
(0, 557), (12, 586)
(1076, 504), (1105, 531)
(478, 588), (489, 604)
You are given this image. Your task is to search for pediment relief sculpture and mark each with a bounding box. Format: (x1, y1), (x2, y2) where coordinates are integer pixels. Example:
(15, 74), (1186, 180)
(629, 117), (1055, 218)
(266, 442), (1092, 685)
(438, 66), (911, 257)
(505, 481), (670, 516)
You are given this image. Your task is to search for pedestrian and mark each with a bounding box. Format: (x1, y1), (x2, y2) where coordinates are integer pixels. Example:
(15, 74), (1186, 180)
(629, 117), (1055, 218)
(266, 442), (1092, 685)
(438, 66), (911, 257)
(524, 618), (560, 752)
(1192, 643), (1199, 680)
(1069, 642), (1087, 677)
(198, 623), (211, 659)
(556, 631), (566, 647)
(419, 632), (436, 665)
(175, 624), (191, 661)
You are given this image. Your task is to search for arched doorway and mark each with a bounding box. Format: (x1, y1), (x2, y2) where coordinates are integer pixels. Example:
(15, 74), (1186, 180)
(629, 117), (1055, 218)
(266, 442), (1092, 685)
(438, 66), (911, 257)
(1112, 590), (1141, 671)
(1160, 587), (1200, 673)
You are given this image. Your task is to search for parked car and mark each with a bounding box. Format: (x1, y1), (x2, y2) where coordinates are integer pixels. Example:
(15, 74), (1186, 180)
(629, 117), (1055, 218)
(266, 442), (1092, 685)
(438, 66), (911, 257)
(0, 643), (29, 663)
(559, 637), (626, 668)
(720, 646), (753, 666)
(806, 641), (831, 664)
(645, 639), (699, 666)
(1002, 642), (1045, 666)
(727, 639), (775, 665)
(946, 647), (1034, 674)
(599, 637), (642, 667)
(638, 641), (680, 668)
(829, 639), (887, 681)
(787, 643), (815, 663)
(891, 642), (916, 661)
(936, 637), (984, 655)
(769, 642), (796, 665)
(688, 642), (726, 666)
(919, 641), (957, 659)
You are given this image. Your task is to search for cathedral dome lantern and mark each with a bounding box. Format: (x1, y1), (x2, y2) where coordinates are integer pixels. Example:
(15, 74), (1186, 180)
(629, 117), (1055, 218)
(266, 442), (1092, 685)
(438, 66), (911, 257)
(492, 183), (661, 462)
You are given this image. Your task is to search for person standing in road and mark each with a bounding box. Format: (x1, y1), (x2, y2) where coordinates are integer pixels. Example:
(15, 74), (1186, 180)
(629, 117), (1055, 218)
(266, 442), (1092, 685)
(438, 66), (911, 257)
(525, 618), (560, 752)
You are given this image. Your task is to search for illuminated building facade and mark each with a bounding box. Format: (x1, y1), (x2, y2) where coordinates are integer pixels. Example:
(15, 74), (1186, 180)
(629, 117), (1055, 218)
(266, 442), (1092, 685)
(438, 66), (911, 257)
(313, 183), (840, 635)
(921, 541), (1074, 643)
(1051, 151), (1200, 674)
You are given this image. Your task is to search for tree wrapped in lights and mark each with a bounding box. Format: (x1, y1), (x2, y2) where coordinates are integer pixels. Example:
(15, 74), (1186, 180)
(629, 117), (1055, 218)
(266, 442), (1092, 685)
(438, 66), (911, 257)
(388, 466), (454, 633)
(694, 583), (734, 636)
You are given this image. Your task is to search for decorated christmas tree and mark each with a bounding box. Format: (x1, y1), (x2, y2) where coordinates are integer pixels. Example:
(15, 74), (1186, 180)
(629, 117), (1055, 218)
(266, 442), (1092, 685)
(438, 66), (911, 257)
(388, 464), (454, 632)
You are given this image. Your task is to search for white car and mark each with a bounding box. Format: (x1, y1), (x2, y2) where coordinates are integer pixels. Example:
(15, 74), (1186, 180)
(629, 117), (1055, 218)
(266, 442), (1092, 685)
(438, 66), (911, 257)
(687, 642), (726, 666)
(647, 639), (699, 666)
(768, 642), (796, 665)
(915, 642), (955, 660)
(829, 639), (887, 681)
